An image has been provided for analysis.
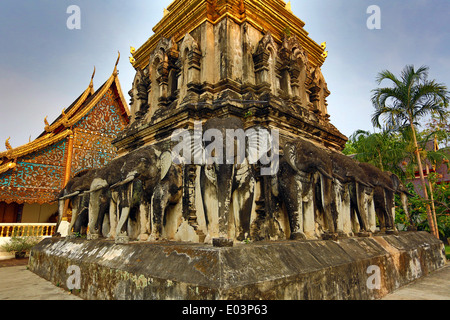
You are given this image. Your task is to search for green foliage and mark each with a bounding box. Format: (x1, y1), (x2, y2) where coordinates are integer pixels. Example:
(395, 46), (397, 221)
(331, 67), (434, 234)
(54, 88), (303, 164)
(371, 65), (449, 132)
(394, 179), (450, 239)
(395, 183), (426, 230)
(1, 236), (42, 254)
(343, 129), (410, 181)
(347, 64), (450, 238)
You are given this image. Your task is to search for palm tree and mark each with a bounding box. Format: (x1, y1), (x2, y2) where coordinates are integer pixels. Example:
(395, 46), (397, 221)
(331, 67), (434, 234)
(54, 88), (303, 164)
(371, 65), (449, 238)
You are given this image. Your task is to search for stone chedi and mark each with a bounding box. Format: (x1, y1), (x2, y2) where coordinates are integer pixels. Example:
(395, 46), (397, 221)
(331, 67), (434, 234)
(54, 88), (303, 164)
(58, 0), (409, 245)
(30, 0), (446, 301)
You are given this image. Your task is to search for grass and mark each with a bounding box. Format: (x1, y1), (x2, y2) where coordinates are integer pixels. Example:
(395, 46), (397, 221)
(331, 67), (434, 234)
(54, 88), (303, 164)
(446, 245), (450, 260)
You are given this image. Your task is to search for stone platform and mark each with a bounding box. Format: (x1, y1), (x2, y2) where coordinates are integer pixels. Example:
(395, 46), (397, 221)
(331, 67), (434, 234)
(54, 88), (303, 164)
(28, 232), (446, 300)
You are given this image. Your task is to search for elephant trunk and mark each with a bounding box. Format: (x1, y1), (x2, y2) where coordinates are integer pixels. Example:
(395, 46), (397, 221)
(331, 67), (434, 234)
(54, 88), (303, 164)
(216, 164), (235, 239)
(319, 171), (336, 234)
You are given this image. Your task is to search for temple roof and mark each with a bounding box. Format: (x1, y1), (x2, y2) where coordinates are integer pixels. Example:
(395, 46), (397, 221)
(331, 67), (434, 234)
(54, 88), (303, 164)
(0, 56), (129, 164)
(131, 0), (327, 70)
(0, 55), (130, 205)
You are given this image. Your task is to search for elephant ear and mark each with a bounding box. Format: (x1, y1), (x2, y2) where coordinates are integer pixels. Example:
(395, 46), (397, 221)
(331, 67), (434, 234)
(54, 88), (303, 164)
(161, 151), (172, 181)
(192, 127), (205, 165)
(389, 172), (401, 190)
(284, 142), (298, 172)
(246, 126), (273, 164)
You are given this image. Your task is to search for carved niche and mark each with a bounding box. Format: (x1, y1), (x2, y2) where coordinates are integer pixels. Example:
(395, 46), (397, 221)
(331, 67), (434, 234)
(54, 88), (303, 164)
(308, 66), (330, 118)
(129, 68), (150, 122)
(146, 37), (180, 122)
(253, 32), (279, 95)
(178, 33), (202, 104)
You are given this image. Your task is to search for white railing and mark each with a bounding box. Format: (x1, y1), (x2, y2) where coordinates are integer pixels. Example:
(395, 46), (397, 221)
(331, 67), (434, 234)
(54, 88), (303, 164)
(0, 223), (57, 238)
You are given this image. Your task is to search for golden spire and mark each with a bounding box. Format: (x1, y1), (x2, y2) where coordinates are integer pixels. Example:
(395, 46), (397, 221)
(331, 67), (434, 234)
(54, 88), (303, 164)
(130, 46), (136, 54)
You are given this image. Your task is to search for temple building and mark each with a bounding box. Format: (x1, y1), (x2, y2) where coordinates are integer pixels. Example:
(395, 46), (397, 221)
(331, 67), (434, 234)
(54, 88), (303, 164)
(117, 0), (347, 154)
(0, 59), (130, 225)
(107, 0), (349, 243)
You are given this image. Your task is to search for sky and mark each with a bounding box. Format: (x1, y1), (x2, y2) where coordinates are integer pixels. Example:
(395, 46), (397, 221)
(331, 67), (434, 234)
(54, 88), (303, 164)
(0, 0), (449, 150)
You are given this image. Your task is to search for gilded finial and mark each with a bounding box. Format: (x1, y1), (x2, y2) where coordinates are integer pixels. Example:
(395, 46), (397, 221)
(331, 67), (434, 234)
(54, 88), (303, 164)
(115, 51), (121, 67)
(130, 46), (136, 55)
(321, 42), (327, 50)
(89, 66), (96, 93)
(91, 66), (96, 81)
(62, 108), (70, 127)
(44, 116), (52, 132)
(5, 137), (12, 151)
(164, 8), (169, 16)
(286, 1), (292, 13)
(129, 56), (136, 64)
(322, 51), (328, 58)
(114, 51), (120, 76)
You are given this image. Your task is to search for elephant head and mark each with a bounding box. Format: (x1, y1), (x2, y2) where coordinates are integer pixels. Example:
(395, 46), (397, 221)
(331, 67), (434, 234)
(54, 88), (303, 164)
(110, 145), (181, 242)
(200, 117), (255, 244)
(280, 137), (336, 240)
(328, 150), (375, 236)
(358, 162), (398, 234)
(58, 169), (98, 237)
(86, 155), (128, 239)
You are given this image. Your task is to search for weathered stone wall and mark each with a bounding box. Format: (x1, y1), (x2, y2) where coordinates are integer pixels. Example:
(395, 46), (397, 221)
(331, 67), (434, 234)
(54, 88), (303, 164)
(29, 231), (446, 300)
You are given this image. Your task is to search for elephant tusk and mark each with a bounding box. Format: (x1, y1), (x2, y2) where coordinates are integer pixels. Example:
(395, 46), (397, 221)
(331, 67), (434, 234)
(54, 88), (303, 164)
(89, 185), (108, 193)
(59, 191), (80, 200)
(318, 167), (333, 180)
(334, 173), (348, 183)
(110, 175), (136, 189)
(355, 178), (373, 189)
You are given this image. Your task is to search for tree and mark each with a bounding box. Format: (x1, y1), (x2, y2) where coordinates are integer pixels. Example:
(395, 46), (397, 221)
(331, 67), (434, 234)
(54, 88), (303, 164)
(371, 65), (450, 238)
(343, 129), (409, 180)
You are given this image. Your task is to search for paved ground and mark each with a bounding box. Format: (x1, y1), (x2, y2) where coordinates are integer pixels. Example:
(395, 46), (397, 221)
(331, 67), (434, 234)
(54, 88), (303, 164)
(0, 260), (448, 300)
(0, 265), (82, 300)
(382, 262), (450, 300)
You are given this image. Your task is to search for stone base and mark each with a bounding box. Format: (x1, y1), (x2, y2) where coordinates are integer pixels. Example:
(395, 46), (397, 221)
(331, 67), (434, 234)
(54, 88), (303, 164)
(28, 232), (446, 300)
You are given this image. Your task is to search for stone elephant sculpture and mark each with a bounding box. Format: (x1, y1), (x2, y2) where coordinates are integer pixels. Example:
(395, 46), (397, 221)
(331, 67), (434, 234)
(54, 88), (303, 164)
(110, 145), (183, 243)
(277, 137), (336, 240)
(327, 150), (375, 236)
(86, 155), (128, 239)
(200, 117), (256, 244)
(358, 163), (409, 234)
(58, 169), (98, 237)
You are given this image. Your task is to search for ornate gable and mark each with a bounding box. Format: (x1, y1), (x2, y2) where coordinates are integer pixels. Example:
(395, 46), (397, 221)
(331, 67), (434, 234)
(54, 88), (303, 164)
(0, 57), (130, 204)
